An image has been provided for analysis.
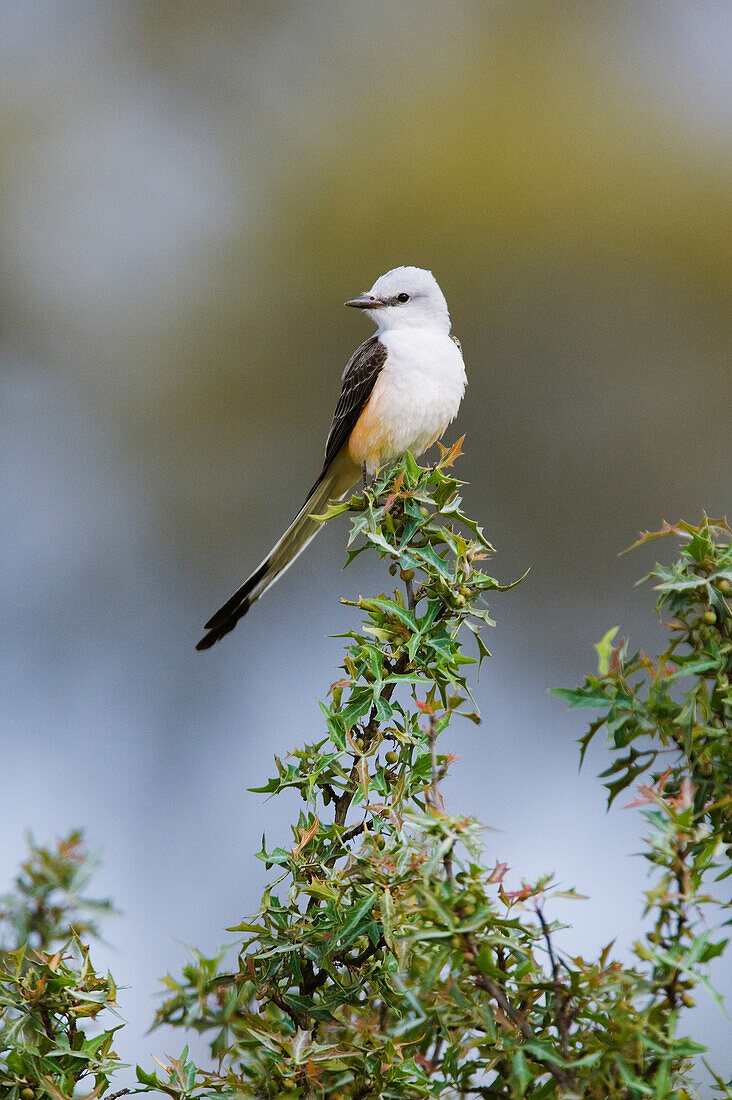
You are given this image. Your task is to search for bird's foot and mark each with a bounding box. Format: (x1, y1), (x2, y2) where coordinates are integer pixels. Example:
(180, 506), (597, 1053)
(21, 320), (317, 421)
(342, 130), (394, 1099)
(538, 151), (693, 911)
(362, 465), (377, 492)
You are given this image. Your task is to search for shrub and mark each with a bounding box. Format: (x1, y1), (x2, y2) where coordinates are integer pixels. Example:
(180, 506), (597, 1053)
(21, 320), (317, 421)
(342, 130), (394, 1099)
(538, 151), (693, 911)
(2, 449), (729, 1097)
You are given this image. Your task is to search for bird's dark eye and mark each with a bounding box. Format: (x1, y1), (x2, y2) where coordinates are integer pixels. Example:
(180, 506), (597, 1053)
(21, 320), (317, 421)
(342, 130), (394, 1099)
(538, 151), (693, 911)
(396, 292), (410, 303)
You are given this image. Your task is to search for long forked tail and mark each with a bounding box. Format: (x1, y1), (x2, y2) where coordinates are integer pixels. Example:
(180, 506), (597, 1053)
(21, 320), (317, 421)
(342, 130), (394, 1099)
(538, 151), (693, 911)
(196, 459), (358, 650)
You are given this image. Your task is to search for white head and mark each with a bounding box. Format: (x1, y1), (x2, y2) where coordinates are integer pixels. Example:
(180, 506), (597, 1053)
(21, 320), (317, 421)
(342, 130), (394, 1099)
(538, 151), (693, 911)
(345, 266), (450, 333)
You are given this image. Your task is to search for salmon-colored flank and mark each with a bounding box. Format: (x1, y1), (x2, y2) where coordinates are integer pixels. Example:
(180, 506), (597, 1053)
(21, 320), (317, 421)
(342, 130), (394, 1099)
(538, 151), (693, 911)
(347, 390), (385, 470)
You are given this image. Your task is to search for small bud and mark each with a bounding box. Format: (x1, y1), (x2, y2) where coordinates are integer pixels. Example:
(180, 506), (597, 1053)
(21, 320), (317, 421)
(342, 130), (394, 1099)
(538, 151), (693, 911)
(420, 506), (429, 517)
(681, 993), (696, 1007)
(459, 586), (471, 597)
(21, 1090), (35, 1100)
(702, 610), (717, 625)
(400, 568), (415, 582)
(355, 737), (364, 751)
(454, 595), (466, 607)
(388, 562), (398, 576)
(385, 750), (398, 764)
(717, 578), (731, 594)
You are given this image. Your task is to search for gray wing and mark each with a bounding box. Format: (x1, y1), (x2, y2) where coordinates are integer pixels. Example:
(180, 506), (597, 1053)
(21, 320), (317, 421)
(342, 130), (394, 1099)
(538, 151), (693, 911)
(320, 335), (387, 474)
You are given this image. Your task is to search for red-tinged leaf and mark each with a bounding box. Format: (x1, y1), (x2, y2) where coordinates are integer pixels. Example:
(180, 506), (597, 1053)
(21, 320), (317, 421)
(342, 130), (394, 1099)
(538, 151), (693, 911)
(668, 774), (695, 810)
(414, 1052), (436, 1075)
(622, 516), (730, 554)
(624, 787), (657, 809)
(291, 817), (320, 859)
(503, 883), (537, 902)
(437, 435), (465, 468)
(329, 678), (350, 695)
(624, 767), (672, 808)
(357, 755), (370, 800)
(620, 520), (686, 555)
(306, 1059), (322, 1079)
(487, 861), (509, 884)
(609, 641), (625, 676)
(383, 471), (405, 511)
(416, 699), (434, 714)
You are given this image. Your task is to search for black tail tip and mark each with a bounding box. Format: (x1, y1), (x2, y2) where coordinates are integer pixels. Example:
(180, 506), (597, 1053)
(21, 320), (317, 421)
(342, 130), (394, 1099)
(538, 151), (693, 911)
(195, 598), (253, 651)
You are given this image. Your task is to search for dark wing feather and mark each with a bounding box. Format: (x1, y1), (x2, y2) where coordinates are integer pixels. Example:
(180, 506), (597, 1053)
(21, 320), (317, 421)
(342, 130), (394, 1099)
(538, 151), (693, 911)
(320, 335), (387, 474)
(196, 335), (386, 651)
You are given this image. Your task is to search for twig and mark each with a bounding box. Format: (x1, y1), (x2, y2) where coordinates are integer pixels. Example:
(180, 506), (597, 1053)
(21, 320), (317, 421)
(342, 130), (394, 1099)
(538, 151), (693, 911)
(465, 933), (577, 1093)
(535, 902), (571, 1062)
(664, 838), (691, 1008)
(340, 934), (385, 970)
(425, 712), (444, 812)
(443, 842), (455, 887)
(300, 936), (385, 997)
(333, 654), (409, 827)
(266, 986), (310, 1031)
(473, 969), (577, 1092)
(342, 820), (366, 844)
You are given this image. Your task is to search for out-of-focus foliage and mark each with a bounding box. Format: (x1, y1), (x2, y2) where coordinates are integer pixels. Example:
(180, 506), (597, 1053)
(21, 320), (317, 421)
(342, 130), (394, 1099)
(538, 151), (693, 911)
(0, 833), (115, 953)
(0, 838), (211, 1100)
(557, 516), (732, 835)
(0, 835), (124, 1100)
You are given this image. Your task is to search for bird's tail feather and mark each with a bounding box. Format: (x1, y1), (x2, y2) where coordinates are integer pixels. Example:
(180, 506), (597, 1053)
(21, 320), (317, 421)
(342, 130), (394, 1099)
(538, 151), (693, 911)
(196, 461), (357, 650)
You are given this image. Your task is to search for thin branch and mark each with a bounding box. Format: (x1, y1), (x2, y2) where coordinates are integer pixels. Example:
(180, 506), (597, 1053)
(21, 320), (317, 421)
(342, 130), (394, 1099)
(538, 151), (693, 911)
(465, 933), (577, 1093)
(425, 711), (445, 812)
(340, 934), (385, 970)
(535, 902), (571, 1062)
(443, 842), (455, 887)
(405, 574), (416, 612)
(266, 986), (310, 1031)
(474, 970), (577, 1091)
(342, 820), (366, 844)
(334, 654), (409, 827)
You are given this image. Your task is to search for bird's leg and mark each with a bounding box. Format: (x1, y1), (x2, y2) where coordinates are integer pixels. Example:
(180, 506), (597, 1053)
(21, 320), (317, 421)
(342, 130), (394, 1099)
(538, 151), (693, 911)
(362, 464), (377, 492)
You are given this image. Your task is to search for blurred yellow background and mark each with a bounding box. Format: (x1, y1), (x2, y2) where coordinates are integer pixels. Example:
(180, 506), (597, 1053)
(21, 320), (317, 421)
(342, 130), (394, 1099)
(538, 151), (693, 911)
(2, 0), (730, 1084)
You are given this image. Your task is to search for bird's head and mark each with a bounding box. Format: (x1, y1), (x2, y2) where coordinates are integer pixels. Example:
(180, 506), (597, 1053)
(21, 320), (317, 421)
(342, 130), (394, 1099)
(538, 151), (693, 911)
(345, 266), (450, 333)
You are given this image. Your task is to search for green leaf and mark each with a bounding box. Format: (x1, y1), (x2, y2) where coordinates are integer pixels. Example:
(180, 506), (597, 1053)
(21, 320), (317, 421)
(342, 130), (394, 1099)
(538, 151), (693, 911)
(553, 684), (610, 708)
(335, 891), (378, 950)
(595, 626), (619, 676)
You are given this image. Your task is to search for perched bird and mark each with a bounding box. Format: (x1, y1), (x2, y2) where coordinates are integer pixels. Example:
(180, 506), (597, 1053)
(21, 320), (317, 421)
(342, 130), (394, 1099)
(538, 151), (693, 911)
(196, 266), (466, 650)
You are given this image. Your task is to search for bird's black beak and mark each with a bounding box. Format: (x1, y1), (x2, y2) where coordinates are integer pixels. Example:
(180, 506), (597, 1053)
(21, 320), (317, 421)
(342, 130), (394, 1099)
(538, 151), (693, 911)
(345, 293), (385, 309)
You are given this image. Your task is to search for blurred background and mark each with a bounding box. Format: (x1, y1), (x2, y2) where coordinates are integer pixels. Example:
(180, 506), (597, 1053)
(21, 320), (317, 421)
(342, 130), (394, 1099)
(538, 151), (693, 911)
(2, 0), (730, 1088)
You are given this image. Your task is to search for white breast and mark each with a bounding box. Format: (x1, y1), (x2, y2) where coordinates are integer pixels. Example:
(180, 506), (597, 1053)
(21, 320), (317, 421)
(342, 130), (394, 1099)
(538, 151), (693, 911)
(347, 329), (467, 473)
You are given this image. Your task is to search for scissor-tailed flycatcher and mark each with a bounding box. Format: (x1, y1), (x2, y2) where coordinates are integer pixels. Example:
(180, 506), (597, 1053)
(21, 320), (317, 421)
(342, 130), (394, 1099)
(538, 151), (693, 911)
(196, 266), (466, 650)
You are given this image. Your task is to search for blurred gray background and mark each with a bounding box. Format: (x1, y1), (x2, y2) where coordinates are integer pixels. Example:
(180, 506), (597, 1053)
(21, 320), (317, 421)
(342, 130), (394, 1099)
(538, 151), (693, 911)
(2, 0), (730, 1088)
